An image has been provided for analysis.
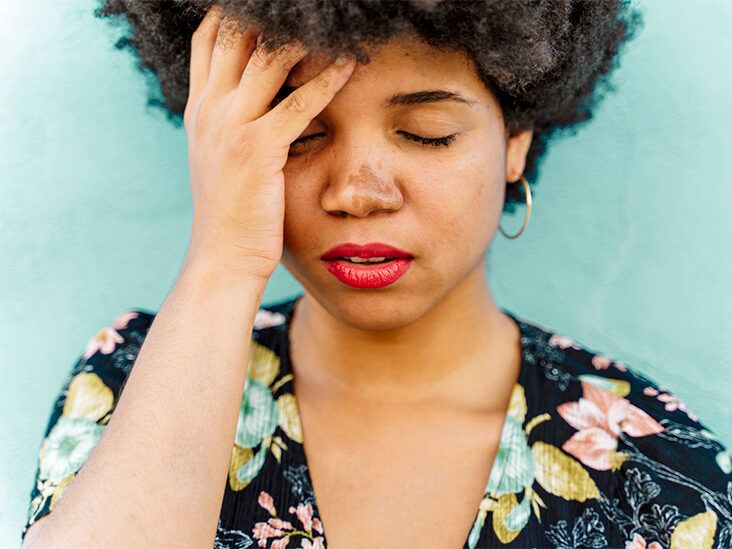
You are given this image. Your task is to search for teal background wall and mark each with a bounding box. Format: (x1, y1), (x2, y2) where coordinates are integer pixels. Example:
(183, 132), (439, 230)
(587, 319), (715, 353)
(1, 0), (730, 545)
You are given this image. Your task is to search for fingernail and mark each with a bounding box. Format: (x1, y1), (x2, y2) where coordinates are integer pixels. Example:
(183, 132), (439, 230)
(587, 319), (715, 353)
(335, 53), (350, 66)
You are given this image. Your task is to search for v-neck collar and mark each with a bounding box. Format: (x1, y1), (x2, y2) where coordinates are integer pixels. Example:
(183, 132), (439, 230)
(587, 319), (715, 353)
(269, 293), (536, 548)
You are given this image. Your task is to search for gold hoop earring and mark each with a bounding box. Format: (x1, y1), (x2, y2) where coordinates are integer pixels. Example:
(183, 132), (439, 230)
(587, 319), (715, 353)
(498, 174), (532, 240)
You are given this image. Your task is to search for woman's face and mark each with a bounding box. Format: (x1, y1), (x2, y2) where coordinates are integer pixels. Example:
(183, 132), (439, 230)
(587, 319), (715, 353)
(280, 35), (532, 330)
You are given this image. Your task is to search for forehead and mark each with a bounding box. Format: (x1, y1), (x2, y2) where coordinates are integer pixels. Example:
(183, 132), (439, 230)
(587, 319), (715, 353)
(284, 36), (488, 103)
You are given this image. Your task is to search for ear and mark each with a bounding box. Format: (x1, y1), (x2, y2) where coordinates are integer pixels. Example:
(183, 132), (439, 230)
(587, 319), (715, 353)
(505, 130), (533, 183)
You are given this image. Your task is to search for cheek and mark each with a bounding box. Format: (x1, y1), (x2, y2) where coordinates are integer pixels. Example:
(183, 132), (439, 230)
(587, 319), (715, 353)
(414, 159), (501, 244)
(406, 185), (486, 275)
(454, 147), (505, 226)
(282, 173), (315, 250)
(450, 187), (494, 250)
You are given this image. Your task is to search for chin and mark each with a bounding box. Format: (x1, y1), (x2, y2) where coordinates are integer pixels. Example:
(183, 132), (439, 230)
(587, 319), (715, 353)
(284, 263), (439, 331)
(320, 292), (431, 332)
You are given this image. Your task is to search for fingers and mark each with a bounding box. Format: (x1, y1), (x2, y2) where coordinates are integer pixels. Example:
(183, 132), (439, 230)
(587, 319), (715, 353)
(208, 19), (258, 93)
(188, 5), (223, 101)
(231, 40), (310, 123)
(188, 3), (356, 149)
(258, 55), (356, 149)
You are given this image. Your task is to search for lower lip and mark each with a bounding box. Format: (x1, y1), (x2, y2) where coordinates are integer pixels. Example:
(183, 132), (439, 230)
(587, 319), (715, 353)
(322, 258), (413, 289)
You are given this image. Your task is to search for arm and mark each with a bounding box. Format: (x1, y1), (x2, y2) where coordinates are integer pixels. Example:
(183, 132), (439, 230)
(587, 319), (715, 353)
(25, 3), (355, 544)
(23, 261), (268, 548)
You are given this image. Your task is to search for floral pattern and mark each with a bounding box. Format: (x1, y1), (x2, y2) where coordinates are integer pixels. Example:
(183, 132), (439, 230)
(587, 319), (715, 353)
(556, 380), (664, 471)
(253, 491), (325, 548)
(22, 296), (731, 548)
(228, 340), (302, 492)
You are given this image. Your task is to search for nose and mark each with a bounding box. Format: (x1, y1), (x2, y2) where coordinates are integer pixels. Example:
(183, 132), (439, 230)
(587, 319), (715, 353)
(320, 159), (405, 218)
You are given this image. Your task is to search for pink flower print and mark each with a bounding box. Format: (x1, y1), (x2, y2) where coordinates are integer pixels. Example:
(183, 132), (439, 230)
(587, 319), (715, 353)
(591, 355), (612, 370)
(254, 523), (288, 547)
(291, 503), (314, 533)
(557, 380), (664, 470)
(253, 491), (325, 548)
(591, 354), (627, 372)
(254, 309), (287, 329)
(259, 491), (276, 515)
(549, 334), (581, 350)
(83, 326), (124, 359)
(268, 518), (294, 530)
(301, 537), (325, 549)
(643, 386), (699, 422)
(111, 310), (139, 330)
(625, 533), (663, 549)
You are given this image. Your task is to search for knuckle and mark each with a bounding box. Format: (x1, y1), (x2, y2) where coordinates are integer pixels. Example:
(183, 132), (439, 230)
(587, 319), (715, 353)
(251, 41), (305, 74)
(312, 72), (331, 93)
(283, 91), (308, 114)
(251, 46), (274, 70)
(193, 102), (216, 134)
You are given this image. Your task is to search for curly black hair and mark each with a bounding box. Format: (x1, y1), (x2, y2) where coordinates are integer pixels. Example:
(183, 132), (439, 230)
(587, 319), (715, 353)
(93, 0), (644, 214)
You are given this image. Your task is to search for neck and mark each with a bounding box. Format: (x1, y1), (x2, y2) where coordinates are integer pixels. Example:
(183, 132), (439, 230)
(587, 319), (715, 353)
(288, 262), (523, 412)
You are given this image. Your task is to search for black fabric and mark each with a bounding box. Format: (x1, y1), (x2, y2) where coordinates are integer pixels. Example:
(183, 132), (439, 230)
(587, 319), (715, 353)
(22, 294), (732, 547)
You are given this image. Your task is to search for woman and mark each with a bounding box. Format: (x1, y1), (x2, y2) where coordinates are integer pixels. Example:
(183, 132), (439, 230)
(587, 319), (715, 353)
(21, 1), (731, 548)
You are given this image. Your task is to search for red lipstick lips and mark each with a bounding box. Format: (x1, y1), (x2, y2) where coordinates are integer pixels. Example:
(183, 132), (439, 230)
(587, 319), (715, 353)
(320, 242), (414, 261)
(320, 242), (414, 289)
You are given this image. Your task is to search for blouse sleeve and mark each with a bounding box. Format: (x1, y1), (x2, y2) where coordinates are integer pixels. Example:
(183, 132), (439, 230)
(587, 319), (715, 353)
(20, 309), (155, 544)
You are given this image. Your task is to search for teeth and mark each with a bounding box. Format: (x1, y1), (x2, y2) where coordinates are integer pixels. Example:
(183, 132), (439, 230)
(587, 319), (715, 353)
(344, 256), (388, 263)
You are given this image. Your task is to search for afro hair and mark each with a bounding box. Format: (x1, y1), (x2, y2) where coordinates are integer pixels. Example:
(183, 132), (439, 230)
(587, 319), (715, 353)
(93, 0), (644, 214)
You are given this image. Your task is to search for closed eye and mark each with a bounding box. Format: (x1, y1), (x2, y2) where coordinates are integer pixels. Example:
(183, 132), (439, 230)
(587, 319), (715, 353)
(398, 131), (456, 148)
(290, 132), (457, 149)
(291, 134), (323, 146)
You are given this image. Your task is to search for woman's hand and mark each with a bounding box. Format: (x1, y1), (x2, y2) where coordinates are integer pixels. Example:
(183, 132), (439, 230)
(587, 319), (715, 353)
(182, 5), (355, 282)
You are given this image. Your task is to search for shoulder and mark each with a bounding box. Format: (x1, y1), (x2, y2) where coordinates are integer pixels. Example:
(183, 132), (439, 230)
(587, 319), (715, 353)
(518, 320), (732, 547)
(527, 321), (731, 465)
(546, 327), (721, 431)
(22, 302), (291, 543)
(77, 300), (292, 381)
(21, 307), (156, 541)
(84, 301), (290, 365)
(516, 318), (720, 435)
(82, 308), (156, 363)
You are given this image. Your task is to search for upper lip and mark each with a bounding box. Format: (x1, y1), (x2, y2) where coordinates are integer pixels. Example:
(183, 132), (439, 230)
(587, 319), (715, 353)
(321, 242), (414, 260)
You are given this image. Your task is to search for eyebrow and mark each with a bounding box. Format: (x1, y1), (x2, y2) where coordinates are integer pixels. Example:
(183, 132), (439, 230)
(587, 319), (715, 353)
(385, 89), (477, 107)
(275, 86), (477, 107)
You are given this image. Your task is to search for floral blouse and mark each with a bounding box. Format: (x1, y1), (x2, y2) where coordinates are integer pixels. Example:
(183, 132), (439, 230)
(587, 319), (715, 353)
(22, 294), (732, 548)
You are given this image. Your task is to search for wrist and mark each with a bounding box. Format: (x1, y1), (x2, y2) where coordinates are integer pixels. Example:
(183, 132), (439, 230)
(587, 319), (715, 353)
(177, 254), (271, 299)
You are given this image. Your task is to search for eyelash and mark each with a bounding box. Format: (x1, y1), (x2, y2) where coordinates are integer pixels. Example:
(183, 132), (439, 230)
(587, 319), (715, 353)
(290, 131), (457, 149)
(399, 131), (456, 148)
